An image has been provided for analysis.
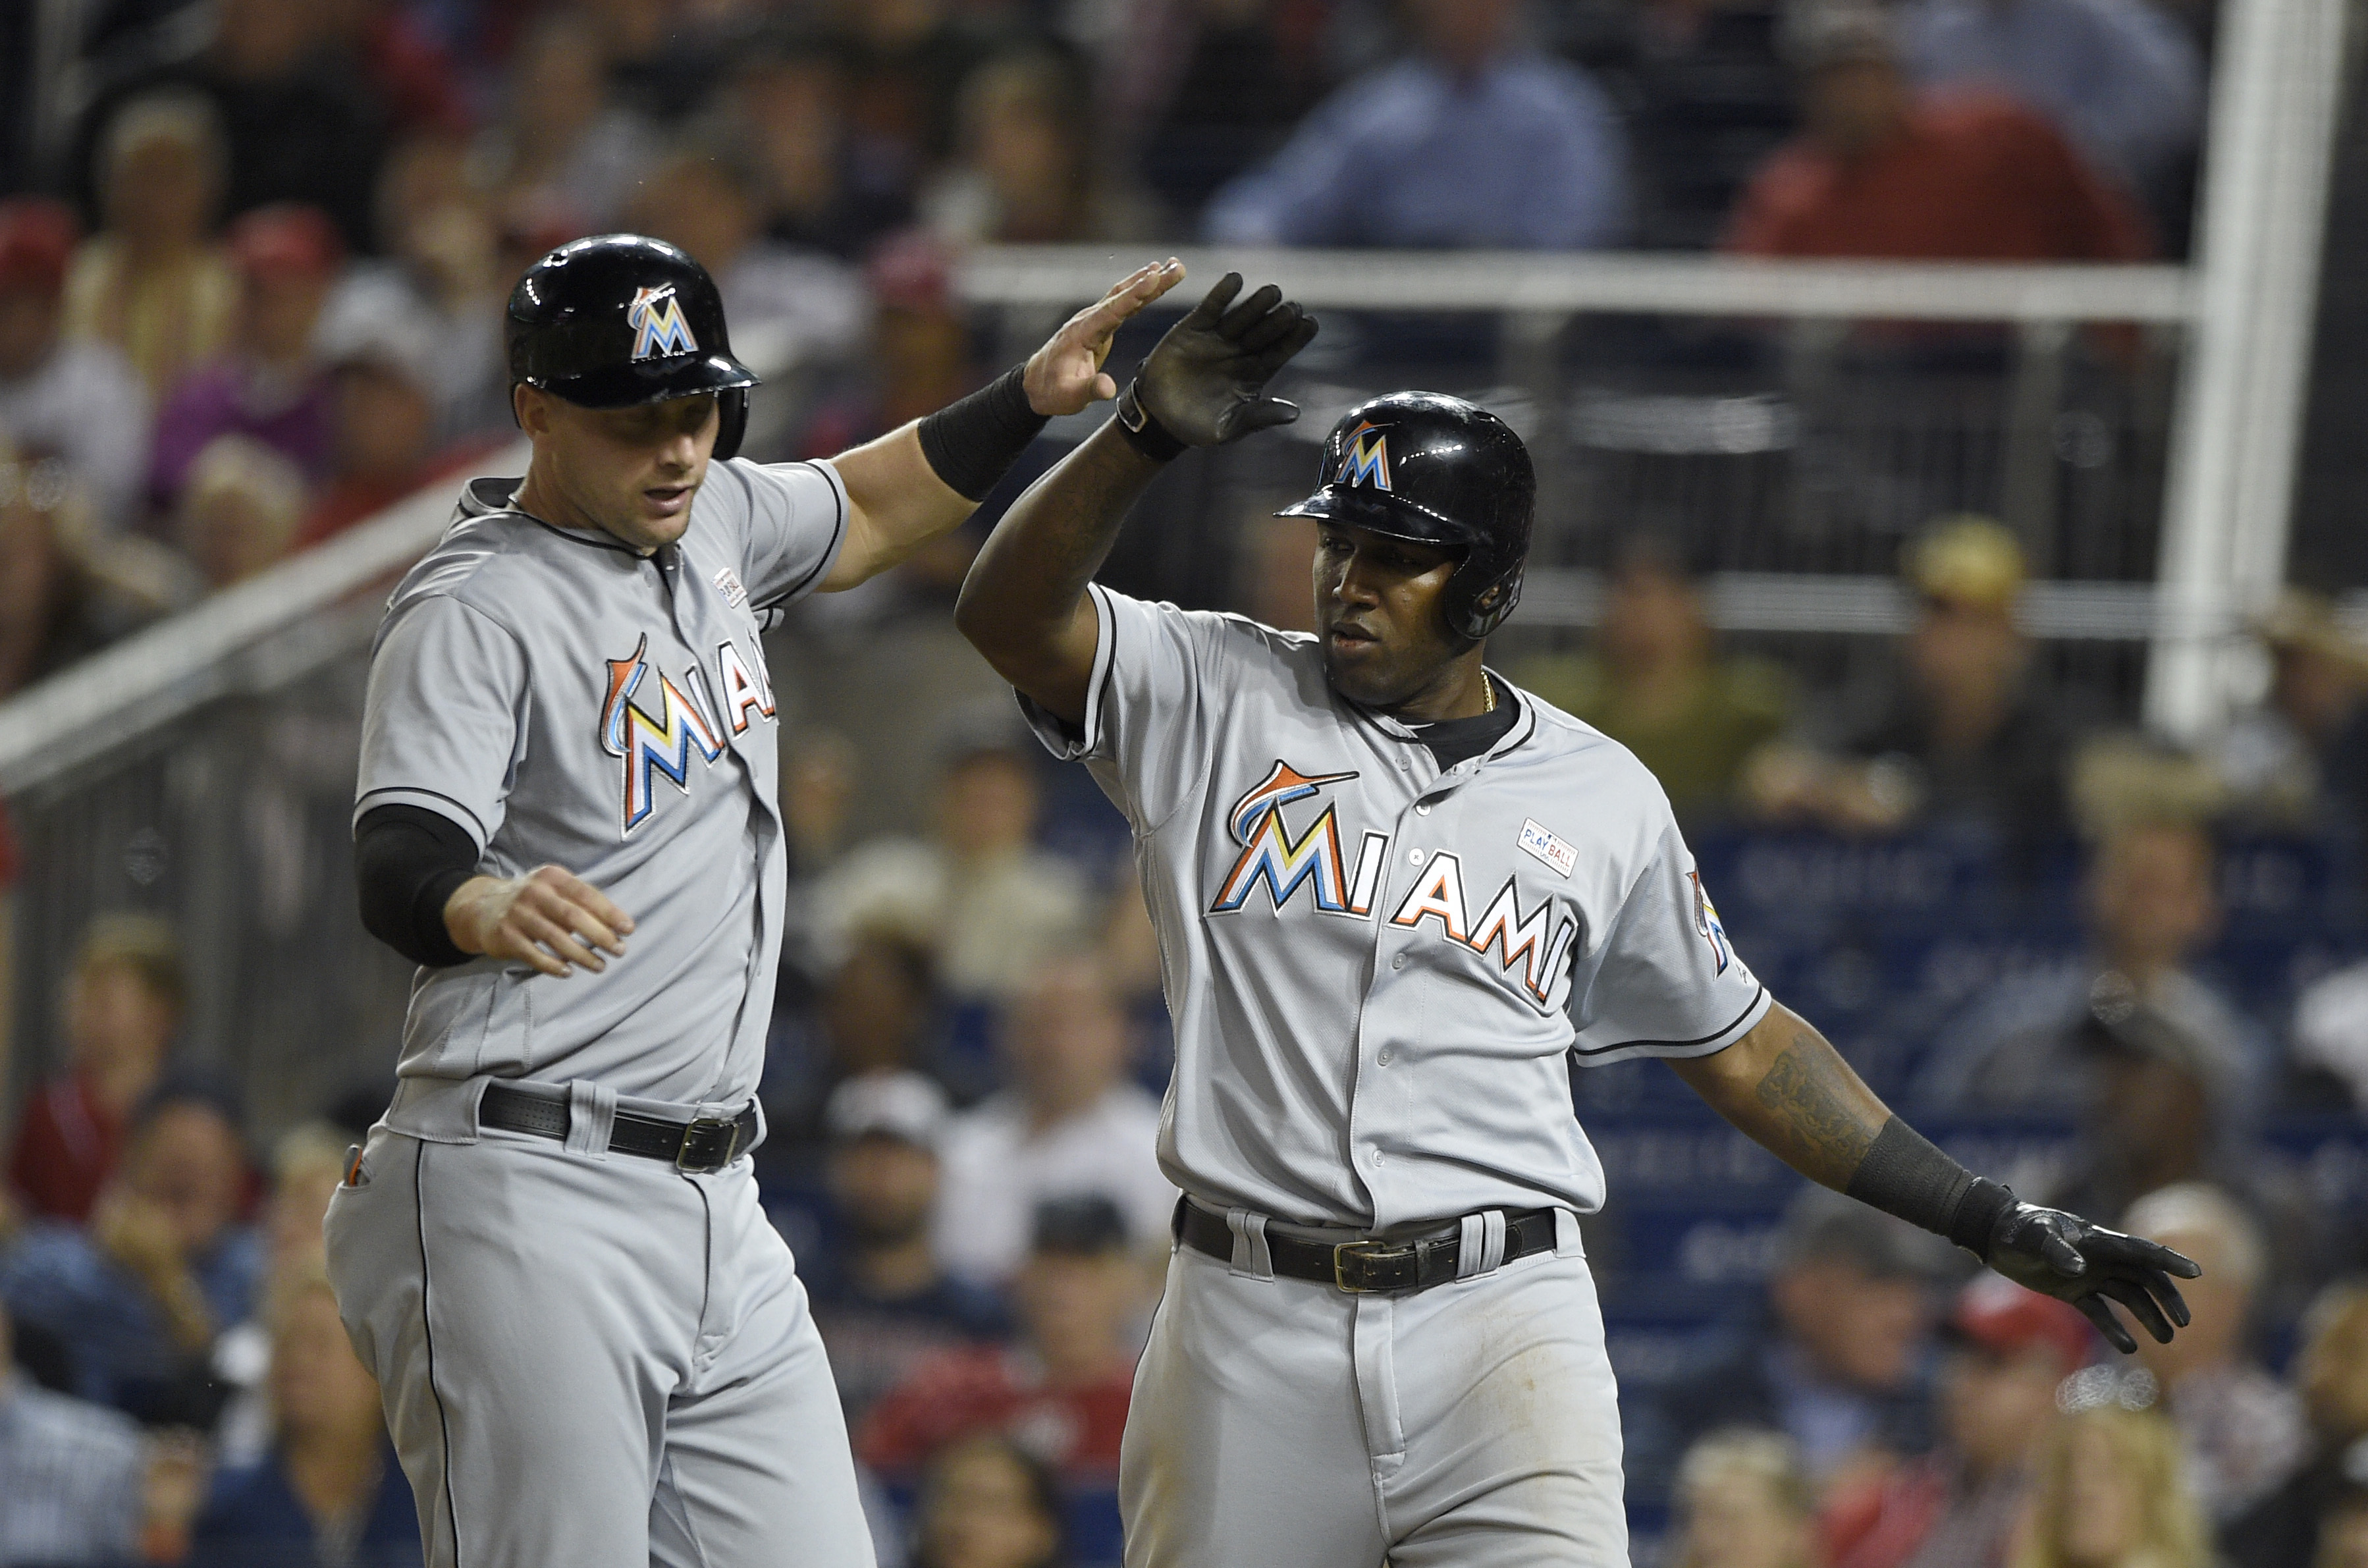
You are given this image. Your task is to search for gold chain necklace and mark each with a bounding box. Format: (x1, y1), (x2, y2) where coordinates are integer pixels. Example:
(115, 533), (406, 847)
(1482, 674), (1497, 714)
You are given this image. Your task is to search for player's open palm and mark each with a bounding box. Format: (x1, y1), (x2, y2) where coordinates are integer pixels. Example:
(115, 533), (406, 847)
(1023, 259), (1189, 416)
(1981, 1201), (2202, 1353)
(1136, 272), (1321, 446)
(445, 864), (635, 978)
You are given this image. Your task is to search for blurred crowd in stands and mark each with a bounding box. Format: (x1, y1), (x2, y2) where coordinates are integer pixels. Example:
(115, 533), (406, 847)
(0, 0), (2211, 695)
(0, 0), (2359, 1565)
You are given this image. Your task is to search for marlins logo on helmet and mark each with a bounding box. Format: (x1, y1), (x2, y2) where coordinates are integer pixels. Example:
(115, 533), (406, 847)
(1337, 422), (1391, 490)
(628, 285), (699, 361)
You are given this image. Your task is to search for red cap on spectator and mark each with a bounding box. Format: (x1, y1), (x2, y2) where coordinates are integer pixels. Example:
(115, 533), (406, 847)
(227, 203), (345, 283)
(867, 229), (954, 314)
(1949, 1273), (2093, 1376)
(0, 199), (80, 296)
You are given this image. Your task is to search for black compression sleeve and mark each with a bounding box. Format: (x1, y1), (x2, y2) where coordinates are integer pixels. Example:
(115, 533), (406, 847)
(1844, 1116), (2014, 1256)
(355, 804), (479, 968)
(917, 365), (1049, 501)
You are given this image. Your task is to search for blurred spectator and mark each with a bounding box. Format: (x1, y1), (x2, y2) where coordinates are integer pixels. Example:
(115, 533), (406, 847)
(727, 36), (910, 261)
(1514, 539), (1792, 822)
(0, 450), (180, 695)
(1645, 1188), (1943, 1490)
(0, 1082), (262, 1422)
(7, 913), (186, 1224)
(618, 141), (867, 395)
(907, 1432), (1067, 1568)
(805, 1073), (1009, 1426)
(932, 959), (1173, 1285)
(298, 313), (501, 549)
(176, 435), (309, 591)
(1119, 0), (1316, 222)
(2292, 956), (2368, 1113)
(767, 931), (945, 1152)
(0, 1295), (151, 1565)
(800, 233), (976, 462)
(780, 726), (864, 987)
(1725, 0), (2151, 261)
(188, 1264), (421, 1568)
(1609, 0), (1802, 250)
(0, 199), (151, 532)
(1915, 822), (2269, 1124)
(2323, 1494), (2368, 1568)
(2209, 590), (2368, 834)
(2225, 1281), (2368, 1568)
(1746, 518), (2074, 846)
(2010, 1403), (2210, 1568)
(64, 91), (239, 407)
(214, 1122), (354, 1470)
(1205, 0), (1630, 248)
(1895, 0), (2202, 217)
(316, 132), (510, 444)
(1823, 1274), (2091, 1568)
(836, 0), (1002, 194)
(821, 737), (1092, 1008)
(1667, 1428), (1821, 1568)
(921, 50), (1154, 245)
(473, 14), (656, 231)
(861, 1195), (1143, 1486)
(77, 0), (392, 252)
(333, 0), (472, 139)
(149, 204), (345, 511)
(2120, 1183), (2307, 1523)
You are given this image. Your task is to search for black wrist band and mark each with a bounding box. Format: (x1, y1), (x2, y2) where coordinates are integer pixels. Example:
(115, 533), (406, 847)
(1845, 1115), (1981, 1241)
(1948, 1177), (2019, 1257)
(918, 364), (1049, 502)
(1115, 380), (1188, 462)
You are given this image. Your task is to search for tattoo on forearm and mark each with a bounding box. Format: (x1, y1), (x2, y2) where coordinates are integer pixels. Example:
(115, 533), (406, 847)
(1754, 1036), (1879, 1182)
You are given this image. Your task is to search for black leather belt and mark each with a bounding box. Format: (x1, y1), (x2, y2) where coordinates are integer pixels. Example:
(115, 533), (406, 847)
(1175, 1199), (1561, 1295)
(479, 1083), (756, 1173)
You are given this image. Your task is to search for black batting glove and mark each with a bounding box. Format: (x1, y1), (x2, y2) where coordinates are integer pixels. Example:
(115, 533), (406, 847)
(1980, 1200), (2202, 1355)
(1125, 273), (1319, 449)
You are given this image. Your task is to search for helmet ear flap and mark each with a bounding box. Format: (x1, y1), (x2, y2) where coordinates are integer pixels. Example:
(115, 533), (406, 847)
(714, 387), (749, 462)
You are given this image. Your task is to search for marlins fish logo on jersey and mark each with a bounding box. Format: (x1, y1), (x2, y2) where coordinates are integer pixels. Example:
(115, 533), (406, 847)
(601, 634), (725, 834)
(1337, 422), (1391, 491)
(1689, 871), (1733, 975)
(628, 285), (698, 361)
(1210, 761), (1389, 919)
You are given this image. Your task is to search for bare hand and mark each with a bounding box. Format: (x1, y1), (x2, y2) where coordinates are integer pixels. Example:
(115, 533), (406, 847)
(1022, 259), (1188, 416)
(94, 1185), (185, 1284)
(444, 866), (634, 978)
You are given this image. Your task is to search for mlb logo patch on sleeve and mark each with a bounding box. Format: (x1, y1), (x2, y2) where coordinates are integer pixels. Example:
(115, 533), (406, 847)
(1518, 819), (1577, 878)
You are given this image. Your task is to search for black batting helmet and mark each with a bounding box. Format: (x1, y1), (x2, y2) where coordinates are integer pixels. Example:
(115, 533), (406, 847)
(504, 234), (759, 460)
(1279, 391), (1534, 641)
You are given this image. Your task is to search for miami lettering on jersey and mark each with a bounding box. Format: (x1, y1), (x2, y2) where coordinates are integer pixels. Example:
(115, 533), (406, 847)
(1206, 759), (1579, 1011)
(599, 634), (778, 834)
(628, 286), (698, 360)
(1389, 853), (1578, 1010)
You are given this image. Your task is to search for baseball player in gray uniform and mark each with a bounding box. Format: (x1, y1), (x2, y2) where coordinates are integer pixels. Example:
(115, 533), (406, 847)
(954, 266), (2202, 1566)
(325, 234), (1177, 1568)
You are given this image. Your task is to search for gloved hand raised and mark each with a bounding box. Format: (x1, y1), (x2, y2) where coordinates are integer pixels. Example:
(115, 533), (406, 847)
(1124, 273), (1319, 450)
(1981, 1201), (2202, 1354)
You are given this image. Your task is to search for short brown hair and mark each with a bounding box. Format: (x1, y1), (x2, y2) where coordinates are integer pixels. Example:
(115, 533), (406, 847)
(72, 913), (188, 1015)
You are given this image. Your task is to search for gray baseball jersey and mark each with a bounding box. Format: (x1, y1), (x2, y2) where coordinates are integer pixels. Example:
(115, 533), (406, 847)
(1023, 585), (1768, 1231)
(354, 458), (848, 1133)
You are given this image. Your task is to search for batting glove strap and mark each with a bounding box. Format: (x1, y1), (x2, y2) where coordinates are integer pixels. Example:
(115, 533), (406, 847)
(1116, 380), (1189, 462)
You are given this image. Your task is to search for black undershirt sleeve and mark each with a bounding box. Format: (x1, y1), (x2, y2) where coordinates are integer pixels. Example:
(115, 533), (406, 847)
(354, 803), (480, 968)
(1844, 1116), (2020, 1258)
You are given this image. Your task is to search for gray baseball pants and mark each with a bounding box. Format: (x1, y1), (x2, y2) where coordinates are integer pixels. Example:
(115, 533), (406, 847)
(325, 1121), (875, 1568)
(1119, 1210), (1629, 1567)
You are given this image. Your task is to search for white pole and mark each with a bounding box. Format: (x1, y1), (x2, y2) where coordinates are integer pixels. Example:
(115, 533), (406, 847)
(2146, 0), (2352, 739)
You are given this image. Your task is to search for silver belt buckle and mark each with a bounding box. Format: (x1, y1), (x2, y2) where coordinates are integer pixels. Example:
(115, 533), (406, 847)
(676, 1116), (742, 1172)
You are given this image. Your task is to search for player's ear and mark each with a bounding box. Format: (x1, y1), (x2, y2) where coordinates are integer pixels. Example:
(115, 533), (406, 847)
(512, 383), (546, 438)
